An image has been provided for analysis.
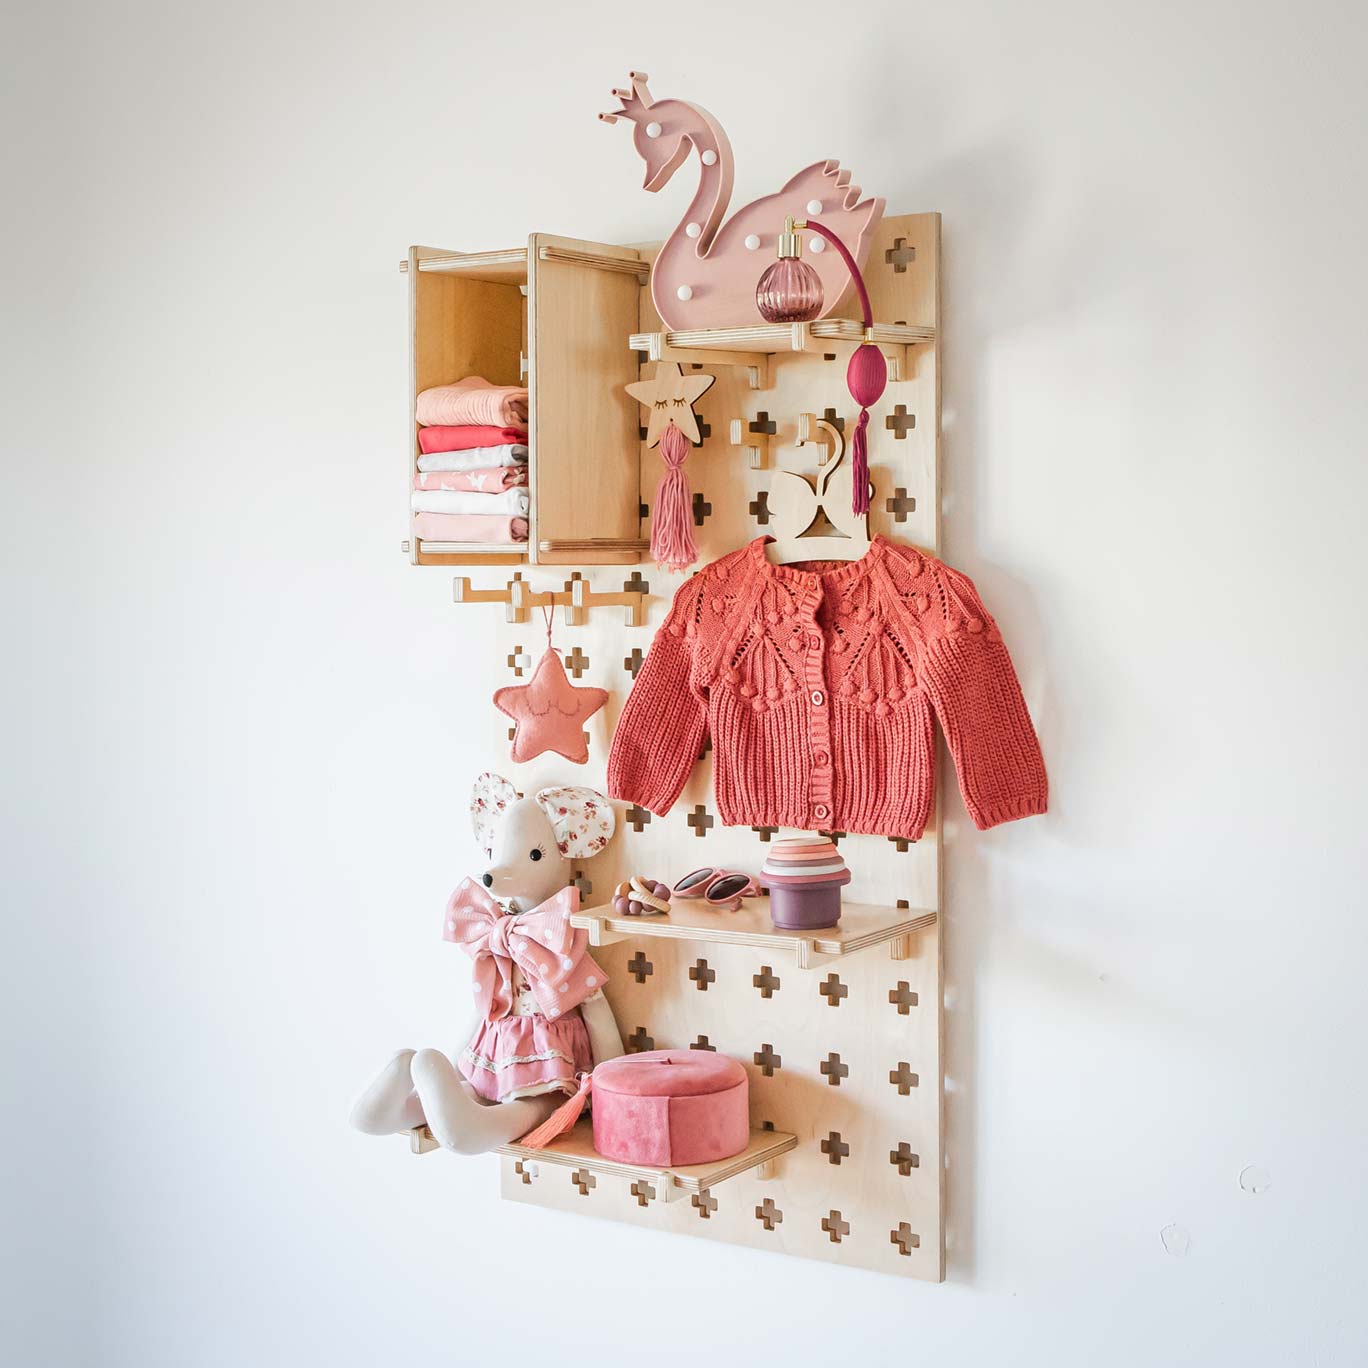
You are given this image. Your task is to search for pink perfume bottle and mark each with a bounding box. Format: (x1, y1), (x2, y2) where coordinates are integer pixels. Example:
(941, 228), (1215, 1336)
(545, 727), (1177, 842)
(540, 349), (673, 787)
(755, 217), (824, 322)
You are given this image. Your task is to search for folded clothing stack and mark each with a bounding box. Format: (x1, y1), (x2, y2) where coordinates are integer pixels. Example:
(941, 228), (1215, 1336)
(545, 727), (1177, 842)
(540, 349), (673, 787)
(413, 382), (530, 544)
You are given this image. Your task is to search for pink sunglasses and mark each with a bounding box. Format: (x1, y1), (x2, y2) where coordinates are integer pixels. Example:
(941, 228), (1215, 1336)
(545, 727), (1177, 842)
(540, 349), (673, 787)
(672, 868), (760, 909)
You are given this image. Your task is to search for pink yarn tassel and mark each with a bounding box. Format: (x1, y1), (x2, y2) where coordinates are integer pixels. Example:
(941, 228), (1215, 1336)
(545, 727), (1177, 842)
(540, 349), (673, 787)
(518, 1072), (592, 1149)
(851, 409), (871, 515)
(650, 422), (698, 573)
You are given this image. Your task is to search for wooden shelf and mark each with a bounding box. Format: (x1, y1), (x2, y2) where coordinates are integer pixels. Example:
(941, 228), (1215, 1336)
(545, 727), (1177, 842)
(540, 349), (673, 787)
(399, 247), (528, 283)
(630, 318), (934, 355)
(572, 897), (936, 970)
(491, 1120), (795, 1197)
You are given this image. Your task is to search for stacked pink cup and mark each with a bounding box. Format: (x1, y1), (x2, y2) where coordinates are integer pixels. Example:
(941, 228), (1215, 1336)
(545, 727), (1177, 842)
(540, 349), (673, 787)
(760, 838), (851, 930)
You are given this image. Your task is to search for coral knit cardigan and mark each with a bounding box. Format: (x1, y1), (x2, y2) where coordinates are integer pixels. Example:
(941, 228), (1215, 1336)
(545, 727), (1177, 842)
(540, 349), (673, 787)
(607, 537), (1047, 841)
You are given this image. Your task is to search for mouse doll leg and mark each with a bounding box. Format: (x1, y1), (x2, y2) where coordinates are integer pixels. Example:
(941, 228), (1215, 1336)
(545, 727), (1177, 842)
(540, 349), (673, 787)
(349, 1049), (428, 1135)
(410, 1048), (560, 1154)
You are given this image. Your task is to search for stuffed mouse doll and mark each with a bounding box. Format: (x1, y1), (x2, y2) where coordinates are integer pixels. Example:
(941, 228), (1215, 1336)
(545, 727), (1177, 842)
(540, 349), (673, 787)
(350, 772), (624, 1154)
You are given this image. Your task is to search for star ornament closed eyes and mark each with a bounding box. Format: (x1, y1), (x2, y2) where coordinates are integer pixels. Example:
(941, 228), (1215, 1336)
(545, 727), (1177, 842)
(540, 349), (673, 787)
(625, 361), (716, 448)
(492, 647), (608, 764)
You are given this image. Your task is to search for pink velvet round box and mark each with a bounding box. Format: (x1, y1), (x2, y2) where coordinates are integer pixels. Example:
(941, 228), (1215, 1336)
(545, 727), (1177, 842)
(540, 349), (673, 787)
(591, 1050), (750, 1167)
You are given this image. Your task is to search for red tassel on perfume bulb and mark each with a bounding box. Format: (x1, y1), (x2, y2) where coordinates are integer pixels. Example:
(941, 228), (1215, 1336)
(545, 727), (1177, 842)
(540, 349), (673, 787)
(846, 343), (886, 516)
(651, 422), (698, 573)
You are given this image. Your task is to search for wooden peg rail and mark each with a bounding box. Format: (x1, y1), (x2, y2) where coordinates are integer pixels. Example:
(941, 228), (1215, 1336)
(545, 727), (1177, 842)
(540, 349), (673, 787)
(453, 572), (647, 627)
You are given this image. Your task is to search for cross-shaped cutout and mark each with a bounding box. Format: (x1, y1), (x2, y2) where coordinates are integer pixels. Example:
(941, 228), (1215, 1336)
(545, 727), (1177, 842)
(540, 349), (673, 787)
(623, 647), (644, 678)
(885, 487), (916, 523)
(748, 491), (771, 525)
(514, 1160), (533, 1185)
(885, 404), (915, 439)
(688, 958), (716, 991)
(888, 835), (911, 852)
(821, 406), (846, 433)
(755, 1198), (783, 1231)
(622, 571), (649, 596)
(759, 1120), (776, 1132)
(890, 1061), (919, 1095)
(507, 726), (517, 743)
(751, 824), (778, 842)
(753, 1043), (782, 1076)
(698, 735), (712, 760)
(690, 1034), (716, 1052)
(752, 965), (781, 999)
(570, 870), (592, 900)
(692, 491), (712, 525)
(818, 973), (848, 1008)
(890, 1142), (920, 1176)
(885, 237), (916, 272)
(749, 411), (778, 437)
(889, 981), (918, 1014)
(627, 950), (654, 984)
(693, 416), (712, 445)
(627, 1025), (654, 1053)
(692, 1189), (718, 1219)
(563, 646), (589, 679)
(821, 1210), (850, 1244)
(571, 1168), (596, 1196)
(639, 500), (650, 519)
(506, 646), (532, 676)
(630, 1180), (655, 1207)
(686, 804), (714, 838)
(891, 1223), (920, 1256)
(820, 1132), (850, 1166)
(820, 1052), (848, 1087)
(624, 804), (651, 833)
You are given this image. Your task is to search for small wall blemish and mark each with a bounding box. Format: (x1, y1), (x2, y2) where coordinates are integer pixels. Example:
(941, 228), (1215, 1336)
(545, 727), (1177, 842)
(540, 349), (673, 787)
(1239, 1165), (1271, 1195)
(1160, 1223), (1190, 1258)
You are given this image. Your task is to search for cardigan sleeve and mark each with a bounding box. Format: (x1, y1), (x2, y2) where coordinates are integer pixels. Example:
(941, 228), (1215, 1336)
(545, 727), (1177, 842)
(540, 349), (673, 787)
(607, 574), (709, 816)
(917, 567), (1048, 830)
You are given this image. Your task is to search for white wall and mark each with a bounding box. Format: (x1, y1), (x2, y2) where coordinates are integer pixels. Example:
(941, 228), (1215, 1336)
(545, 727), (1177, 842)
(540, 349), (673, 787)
(4, 1), (1366, 1363)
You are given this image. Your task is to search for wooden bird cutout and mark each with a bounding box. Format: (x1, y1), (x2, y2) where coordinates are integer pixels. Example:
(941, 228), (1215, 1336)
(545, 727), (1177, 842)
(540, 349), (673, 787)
(765, 414), (872, 563)
(601, 71), (885, 329)
(625, 361), (716, 447)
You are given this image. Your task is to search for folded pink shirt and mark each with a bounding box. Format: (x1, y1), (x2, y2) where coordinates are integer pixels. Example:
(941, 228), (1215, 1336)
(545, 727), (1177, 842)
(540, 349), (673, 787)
(417, 378), (529, 428)
(418, 424), (528, 455)
(413, 467), (527, 493)
(413, 512), (528, 544)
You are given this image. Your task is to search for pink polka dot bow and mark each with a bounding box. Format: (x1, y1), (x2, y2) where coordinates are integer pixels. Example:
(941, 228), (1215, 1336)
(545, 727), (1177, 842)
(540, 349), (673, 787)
(442, 879), (605, 1021)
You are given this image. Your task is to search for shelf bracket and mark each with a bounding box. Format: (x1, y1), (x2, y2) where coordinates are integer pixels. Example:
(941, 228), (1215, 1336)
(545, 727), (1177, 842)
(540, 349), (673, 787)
(630, 332), (770, 391)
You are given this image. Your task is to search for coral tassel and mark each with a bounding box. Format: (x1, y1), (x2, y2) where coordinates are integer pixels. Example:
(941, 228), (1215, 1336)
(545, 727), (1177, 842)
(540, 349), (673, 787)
(517, 1072), (592, 1149)
(650, 422), (698, 573)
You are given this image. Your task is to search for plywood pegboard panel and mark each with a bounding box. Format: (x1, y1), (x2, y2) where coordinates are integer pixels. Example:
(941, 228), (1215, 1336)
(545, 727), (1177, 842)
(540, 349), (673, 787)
(472, 213), (943, 1280)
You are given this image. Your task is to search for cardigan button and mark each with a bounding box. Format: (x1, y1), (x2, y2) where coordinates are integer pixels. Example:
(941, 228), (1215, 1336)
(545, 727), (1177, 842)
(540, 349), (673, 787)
(814, 750), (830, 767)
(808, 634), (822, 650)
(814, 804), (830, 820)
(810, 690), (825, 706)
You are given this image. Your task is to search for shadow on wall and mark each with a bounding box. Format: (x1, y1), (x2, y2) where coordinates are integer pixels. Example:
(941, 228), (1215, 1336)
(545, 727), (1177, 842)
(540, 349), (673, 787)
(851, 40), (1184, 1285)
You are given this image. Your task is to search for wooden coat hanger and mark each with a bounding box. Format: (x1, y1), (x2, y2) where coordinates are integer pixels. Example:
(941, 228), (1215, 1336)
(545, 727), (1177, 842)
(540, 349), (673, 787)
(763, 413), (873, 564)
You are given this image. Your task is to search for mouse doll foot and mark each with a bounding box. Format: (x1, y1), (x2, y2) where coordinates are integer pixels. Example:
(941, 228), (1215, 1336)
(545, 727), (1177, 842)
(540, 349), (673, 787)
(349, 1049), (425, 1136)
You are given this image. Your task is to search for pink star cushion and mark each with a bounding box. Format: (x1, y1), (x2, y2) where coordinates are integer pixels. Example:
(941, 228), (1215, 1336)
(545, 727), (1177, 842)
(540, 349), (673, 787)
(493, 647), (608, 765)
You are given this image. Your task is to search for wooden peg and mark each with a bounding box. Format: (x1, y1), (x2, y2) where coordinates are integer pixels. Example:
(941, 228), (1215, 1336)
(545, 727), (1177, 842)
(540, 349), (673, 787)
(729, 418), (764, 469)
(409, 1126), (439, 1156)
(452, 575), (647, 627)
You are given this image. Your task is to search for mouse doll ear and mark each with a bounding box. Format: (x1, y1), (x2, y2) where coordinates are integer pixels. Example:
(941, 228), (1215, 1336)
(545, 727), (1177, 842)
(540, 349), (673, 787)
(470, 771), (519, 854)
(533, 786), (616, 860)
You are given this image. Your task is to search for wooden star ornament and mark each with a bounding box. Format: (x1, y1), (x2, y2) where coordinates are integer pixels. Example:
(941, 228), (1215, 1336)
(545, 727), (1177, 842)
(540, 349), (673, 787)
(626, 361), (716, 447)
(493, 646), (608, 764)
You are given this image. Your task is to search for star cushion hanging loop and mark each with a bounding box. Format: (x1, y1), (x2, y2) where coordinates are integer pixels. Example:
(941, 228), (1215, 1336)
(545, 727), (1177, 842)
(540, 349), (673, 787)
(493, 609), (608, 764)
(625, 361), (716, 573)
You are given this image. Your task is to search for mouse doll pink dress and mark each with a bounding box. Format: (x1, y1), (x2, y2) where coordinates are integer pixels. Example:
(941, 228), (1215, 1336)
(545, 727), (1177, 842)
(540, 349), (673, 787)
(443, 878), (608, 1102)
